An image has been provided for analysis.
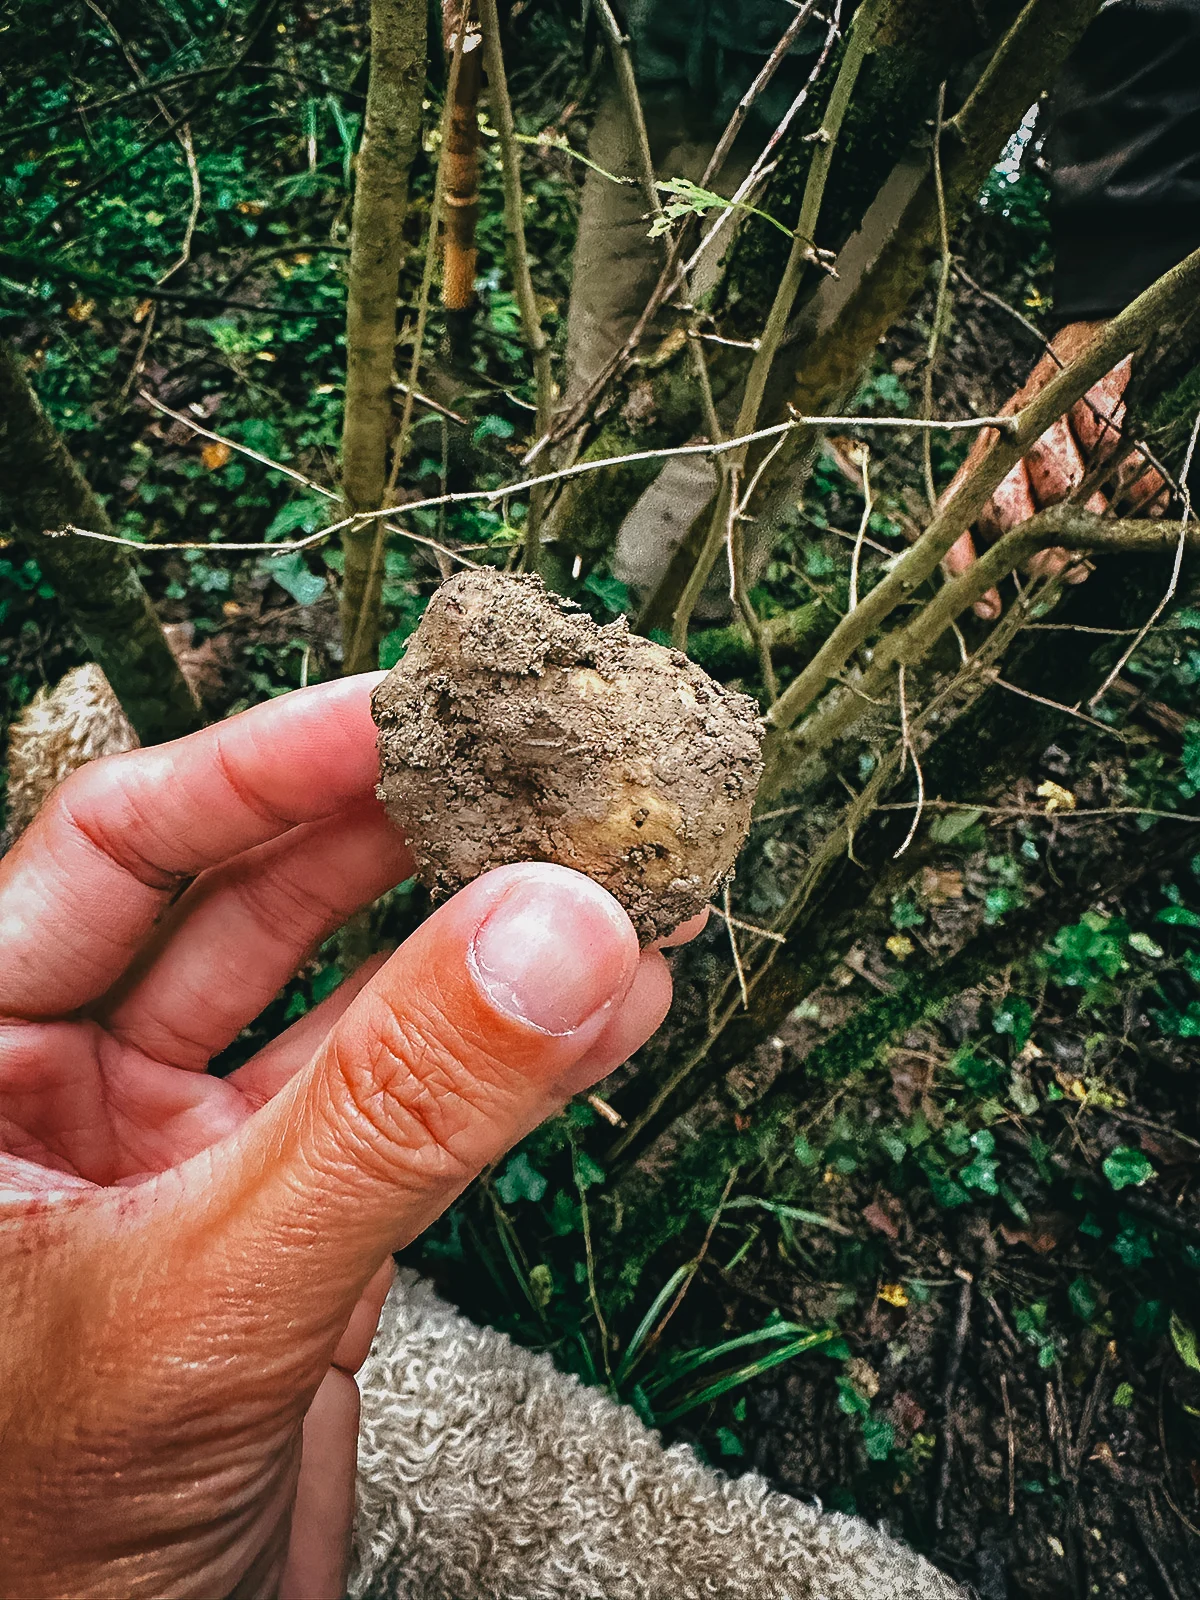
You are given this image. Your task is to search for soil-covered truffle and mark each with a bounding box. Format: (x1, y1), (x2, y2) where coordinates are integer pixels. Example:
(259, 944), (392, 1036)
(371, 569), (764, 942)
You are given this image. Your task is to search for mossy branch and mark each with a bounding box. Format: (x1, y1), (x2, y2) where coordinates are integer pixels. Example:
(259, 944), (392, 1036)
(761, 243), (1200, 766)
(640, 0), (1104, 638)
(0, 342), (202, 745)
(764, 505), (1200, 795)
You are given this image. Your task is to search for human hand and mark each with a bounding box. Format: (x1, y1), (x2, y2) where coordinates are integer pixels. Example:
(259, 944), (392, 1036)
(0, 676), (685, 1600)
(941, 320), (1169, 618)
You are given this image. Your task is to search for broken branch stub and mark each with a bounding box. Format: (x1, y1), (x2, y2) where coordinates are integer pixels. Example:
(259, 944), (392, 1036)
(371, 570), (764, 942)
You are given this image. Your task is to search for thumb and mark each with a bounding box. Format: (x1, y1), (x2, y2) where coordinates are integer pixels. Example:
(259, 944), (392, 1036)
(151, 863), (646, 1351)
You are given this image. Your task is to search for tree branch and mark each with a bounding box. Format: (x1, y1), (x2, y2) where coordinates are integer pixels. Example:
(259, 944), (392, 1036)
(0, 344), (202, 744)
(339, 0), (427, 674)
(762, 244), (1200, 752)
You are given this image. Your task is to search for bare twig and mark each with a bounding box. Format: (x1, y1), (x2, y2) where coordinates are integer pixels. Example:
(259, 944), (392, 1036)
(586, 1093), (625, 1128)
(1000, 1372), (1016, 1518)
(893, 663), (925, 857)
(699, 0), (823, 189)
(391, 380), (469, 425)
(708, 904), (789, 944)
(573, 1142), (612, 1383)
(79, 0), (202, 285)
(723, 882), (752, 1009)
(588, 0), (725, 467)
(669, 0), (865, 648)
(848, 443), (872, 612)
(639, 1167), (741, 1368)
(2, 63), (365, 143)
(935, 1271), (973, 1532)
(525, 0), (842, 460)
(922, 83), (952, 513)
(867, 800), (1200, 824)
(993, 675), (1126, 737)
(133, 390), (1015, 550)
(1088, 404), (1200, 707)
(724, 464), (780, 699)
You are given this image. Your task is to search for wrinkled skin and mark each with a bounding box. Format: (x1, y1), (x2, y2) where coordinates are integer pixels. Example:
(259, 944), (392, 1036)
(0, 676), (700, 1600)
(942, 320), (1170, 618)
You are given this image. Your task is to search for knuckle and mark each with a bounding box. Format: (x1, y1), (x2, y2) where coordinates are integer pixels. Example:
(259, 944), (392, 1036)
(56, 755), (184, 891)
(328, 990), (521, 1184)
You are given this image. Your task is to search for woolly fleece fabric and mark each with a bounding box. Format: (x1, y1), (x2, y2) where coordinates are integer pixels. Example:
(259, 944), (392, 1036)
(351, 1273), (967, 1600)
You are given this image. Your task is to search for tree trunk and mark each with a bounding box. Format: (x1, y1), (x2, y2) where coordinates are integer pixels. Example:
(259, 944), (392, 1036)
(640, 0), (1104, 632)
(0, 342), (202, 745)
(540, 0), (1001, 578)
(340, 0), (427, 675)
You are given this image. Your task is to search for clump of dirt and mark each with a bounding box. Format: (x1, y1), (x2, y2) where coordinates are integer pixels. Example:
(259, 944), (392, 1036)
(371, 569), (764, 941)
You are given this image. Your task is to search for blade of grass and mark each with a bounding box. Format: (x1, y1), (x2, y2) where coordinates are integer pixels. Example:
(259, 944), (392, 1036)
(614, 1262), (694, 1389)
(654, 1329), (839, 1423)
(642, 1320), (820, 1398)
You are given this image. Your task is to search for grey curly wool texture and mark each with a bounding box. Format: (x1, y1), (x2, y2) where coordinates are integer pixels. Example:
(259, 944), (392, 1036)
(351, 1274), (966, 1600)
(3, 663), (138, 840)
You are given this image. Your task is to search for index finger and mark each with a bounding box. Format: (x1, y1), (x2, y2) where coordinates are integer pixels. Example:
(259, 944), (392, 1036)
(0, 674), (386, 1018)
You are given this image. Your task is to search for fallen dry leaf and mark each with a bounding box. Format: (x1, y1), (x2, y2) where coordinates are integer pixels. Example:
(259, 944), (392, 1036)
(863, 1195), (903, 1241)
(1000, 1211), (1076, 1255)
(201, 441), (232, 471)
(921, 866), (964, 905)
(1037, 779), (1077, 813)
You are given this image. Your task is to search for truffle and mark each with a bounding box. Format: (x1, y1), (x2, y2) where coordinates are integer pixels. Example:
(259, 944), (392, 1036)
(371, 569), (763, 942)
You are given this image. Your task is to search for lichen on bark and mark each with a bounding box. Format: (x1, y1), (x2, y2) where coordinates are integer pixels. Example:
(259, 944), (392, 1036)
(0, 341), (202, 746)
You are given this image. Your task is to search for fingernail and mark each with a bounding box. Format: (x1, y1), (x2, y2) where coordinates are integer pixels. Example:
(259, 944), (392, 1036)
(470, 868), (636, 1035)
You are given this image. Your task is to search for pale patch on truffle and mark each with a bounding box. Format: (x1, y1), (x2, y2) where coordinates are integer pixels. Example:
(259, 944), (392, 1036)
(371, 569), (764, 942)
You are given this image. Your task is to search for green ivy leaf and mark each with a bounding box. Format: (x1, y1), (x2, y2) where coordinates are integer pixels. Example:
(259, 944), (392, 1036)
(496, 1151), (548, 1205)
(929, 807), (983, 843)
(862, 1415), (895, 1461)
(574, 1151), (607, 1190)
(1112, 1382), (1134, 1408)
(472, 413), (516, 443)
(960, 1154), (1000, 1195)
(1103, 1146), (1156, 1191)
(993, 997), (1034, 1051)
(1157, 905), (1200, 927)
(259, 551), (326, 606)
(1111, 1220), (1155, 1267)
(1068, 1276), (1099, 1321)
(836, 1376), (870, 1418)
(1171, 1313), (1200, 1373)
